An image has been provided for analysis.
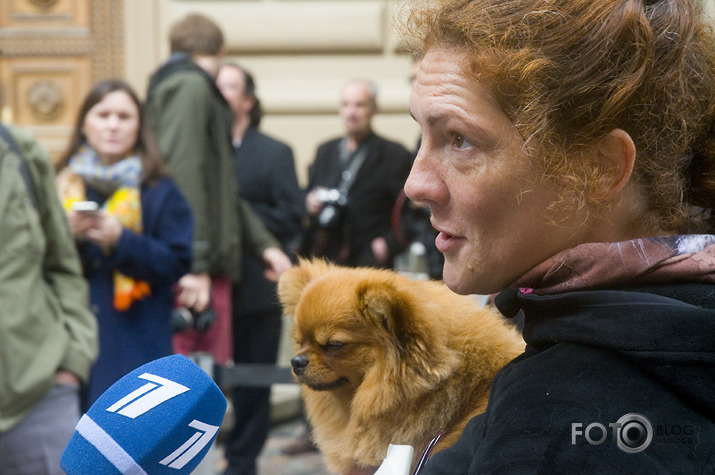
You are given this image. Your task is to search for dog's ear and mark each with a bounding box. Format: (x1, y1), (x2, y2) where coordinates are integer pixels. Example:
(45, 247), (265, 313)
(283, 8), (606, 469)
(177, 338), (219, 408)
(277, 258), (333, 316)
(355, 280), (460, 415)
(356, 280), (412, 347)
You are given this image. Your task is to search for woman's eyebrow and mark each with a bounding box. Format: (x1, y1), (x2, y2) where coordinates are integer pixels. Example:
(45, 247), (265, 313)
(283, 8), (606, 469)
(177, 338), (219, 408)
(408, 108), (447, 127)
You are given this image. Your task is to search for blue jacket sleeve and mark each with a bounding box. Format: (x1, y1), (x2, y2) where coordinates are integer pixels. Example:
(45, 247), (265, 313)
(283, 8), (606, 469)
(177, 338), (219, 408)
(107, 178), (193, 285)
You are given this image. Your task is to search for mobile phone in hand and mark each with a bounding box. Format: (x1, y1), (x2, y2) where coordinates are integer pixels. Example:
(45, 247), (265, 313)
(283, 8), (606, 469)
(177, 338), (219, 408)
(71, 201), (99, 216)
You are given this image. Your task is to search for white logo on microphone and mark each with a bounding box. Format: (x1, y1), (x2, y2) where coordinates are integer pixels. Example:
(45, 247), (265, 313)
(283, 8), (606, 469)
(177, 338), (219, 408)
(104, 371), (220, 470)
(106, 373), (189, 418)
(159, 420), (220, 469)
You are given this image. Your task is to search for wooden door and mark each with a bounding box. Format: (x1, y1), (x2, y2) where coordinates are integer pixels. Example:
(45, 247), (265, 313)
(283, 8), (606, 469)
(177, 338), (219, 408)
(0, 0), (124, 161)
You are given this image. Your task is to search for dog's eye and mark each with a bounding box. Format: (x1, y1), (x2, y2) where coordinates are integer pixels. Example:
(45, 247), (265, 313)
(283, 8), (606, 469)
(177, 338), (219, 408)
(324, 341), (346, 351)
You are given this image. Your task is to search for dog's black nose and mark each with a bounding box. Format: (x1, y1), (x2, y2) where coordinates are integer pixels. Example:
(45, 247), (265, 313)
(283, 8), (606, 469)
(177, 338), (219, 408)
(291, 355), (309, 375)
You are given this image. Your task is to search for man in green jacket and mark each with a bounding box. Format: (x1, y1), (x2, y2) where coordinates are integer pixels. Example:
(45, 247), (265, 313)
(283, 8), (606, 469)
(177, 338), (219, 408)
(146, 13), (292, 364)
(0, 123), (98, 474)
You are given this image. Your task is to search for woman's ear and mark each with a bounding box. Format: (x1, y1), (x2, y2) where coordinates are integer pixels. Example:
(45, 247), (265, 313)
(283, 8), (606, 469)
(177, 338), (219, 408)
(596, 128), (636, 197)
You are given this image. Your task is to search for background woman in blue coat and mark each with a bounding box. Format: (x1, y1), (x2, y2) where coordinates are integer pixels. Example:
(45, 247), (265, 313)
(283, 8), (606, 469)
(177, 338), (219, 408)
(55, 79), (193, 409)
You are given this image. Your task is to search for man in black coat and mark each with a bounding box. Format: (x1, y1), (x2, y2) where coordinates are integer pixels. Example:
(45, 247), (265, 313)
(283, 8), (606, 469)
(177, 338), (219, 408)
(302, 78), (413, 268)
(217, 63), (304, 475)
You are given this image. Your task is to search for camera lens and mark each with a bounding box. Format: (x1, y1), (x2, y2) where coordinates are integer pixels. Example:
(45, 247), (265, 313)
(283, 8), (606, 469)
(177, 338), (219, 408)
(170, 307), (194, 332)
(193, 309), (217, 332)
(318, 205), (338, 228)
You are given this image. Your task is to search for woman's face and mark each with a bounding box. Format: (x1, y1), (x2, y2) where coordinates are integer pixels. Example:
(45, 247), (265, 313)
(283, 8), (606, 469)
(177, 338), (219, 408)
(405, 48), (596, 295)
(82, 90), (140, 164)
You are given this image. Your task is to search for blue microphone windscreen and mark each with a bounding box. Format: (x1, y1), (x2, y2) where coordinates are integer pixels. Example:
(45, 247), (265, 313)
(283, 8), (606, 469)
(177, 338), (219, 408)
(61, 354), (227, 474)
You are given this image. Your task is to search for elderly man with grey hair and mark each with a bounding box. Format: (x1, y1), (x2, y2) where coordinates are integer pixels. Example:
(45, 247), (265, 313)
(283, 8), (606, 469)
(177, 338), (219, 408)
(301, 78), (413, 268)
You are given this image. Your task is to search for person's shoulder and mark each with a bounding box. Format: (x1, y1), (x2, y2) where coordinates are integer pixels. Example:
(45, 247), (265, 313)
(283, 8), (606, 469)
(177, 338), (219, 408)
(2, 123), (32, 141)
(144, 175), (190, 203)
(151, 66), (211, 97)
(168, 70), (211, 91)
(251, 129), (293, 154)
(371, 133), (412, 163)
(2, 123), (36, 150)
(372, 132), (410, 152)
(317, 136), (342, 151)
(310, 137), (342, 165)
(1, 124), (50, 166)
(145, 174), (180, 192)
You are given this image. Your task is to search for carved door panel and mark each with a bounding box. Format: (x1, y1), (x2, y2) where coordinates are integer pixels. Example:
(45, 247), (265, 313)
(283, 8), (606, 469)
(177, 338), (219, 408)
(0, 0), (123, 161)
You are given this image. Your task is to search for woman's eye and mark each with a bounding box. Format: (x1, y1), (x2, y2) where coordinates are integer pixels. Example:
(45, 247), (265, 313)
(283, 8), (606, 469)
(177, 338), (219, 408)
(452, 134), (472, 150)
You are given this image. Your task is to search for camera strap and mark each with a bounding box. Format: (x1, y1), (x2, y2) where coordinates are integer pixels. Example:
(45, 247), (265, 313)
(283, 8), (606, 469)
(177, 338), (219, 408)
(0, 123), (40, 210)
(335, 138), (368, 198)
(307, 139), (368, 259)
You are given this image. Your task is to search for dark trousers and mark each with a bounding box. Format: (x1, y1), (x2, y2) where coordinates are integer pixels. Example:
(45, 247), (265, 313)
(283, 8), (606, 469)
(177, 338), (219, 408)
(0, 384), (80, 475)
(224, 306), (283, 475)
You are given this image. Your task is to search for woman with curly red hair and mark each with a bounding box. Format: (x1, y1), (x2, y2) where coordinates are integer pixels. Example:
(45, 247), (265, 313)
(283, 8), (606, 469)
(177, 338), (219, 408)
(403, 0), (715, 472)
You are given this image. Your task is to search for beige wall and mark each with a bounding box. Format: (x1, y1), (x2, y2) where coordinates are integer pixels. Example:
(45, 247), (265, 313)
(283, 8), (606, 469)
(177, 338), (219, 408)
(122, 0), (419, 186)
(707, 0), (715, 19)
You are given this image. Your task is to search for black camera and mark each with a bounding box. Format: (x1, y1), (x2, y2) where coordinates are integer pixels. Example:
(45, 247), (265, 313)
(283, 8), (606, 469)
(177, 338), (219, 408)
(171, 307), (217, 333)
(316, 188), (348, 229)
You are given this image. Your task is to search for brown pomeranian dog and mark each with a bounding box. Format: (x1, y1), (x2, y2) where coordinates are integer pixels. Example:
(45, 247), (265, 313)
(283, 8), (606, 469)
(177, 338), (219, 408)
(278, 259), (525, 474)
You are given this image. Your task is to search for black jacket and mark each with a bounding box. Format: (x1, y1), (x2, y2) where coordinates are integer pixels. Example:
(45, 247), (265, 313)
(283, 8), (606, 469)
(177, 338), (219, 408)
(423, 284), (715, 474)
(302, 131), (412, 267)
(234, 127), (303, 314)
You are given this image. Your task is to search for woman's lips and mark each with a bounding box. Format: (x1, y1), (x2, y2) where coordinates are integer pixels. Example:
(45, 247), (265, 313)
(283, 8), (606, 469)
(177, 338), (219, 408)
(435, 230), (460, 253)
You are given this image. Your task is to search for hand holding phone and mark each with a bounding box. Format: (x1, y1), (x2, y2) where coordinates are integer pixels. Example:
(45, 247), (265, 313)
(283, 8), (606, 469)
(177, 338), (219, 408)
(71, 201), (99, 216)
(68, 201), (99, 240)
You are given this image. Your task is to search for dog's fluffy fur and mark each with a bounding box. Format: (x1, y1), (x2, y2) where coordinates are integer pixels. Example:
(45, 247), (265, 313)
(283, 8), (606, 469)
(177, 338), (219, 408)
(278, 259), (524, 474)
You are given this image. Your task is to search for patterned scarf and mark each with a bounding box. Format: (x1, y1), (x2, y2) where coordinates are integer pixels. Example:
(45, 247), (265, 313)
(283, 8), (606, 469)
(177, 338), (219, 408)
(56, 145), (151, 311)
(515, 235), (715, 295)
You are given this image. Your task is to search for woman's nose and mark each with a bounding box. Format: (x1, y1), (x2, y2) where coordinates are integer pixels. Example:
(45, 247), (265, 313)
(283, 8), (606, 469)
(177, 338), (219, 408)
(404, 165), (424, 203)
(405, 143), (441, 205)
(107, 115), (120, 129)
